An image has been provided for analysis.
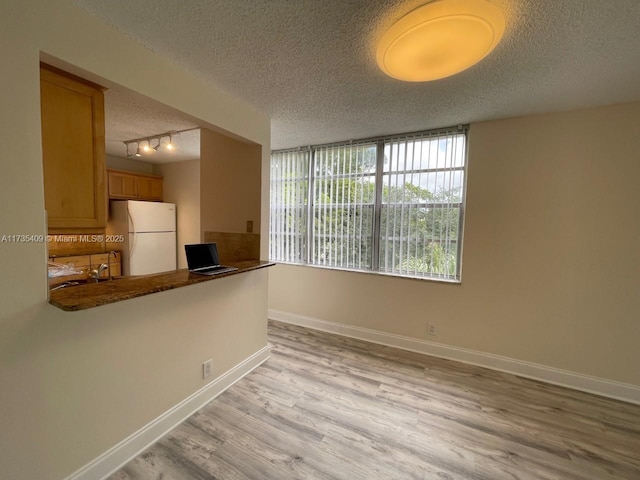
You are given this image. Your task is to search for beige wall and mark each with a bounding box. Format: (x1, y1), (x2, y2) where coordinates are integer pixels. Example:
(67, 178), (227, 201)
(0, 1), (270, 479)
(200, 129), (262, 237)
(106, 155), (155, 175)
(155, 160), (201, 269)
(269, 102), (640, 387)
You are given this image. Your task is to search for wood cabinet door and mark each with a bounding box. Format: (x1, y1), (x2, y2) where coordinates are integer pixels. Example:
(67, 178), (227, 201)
(107, 263), (122, 278)
(40, 67), (106, 230)
(108, 170), (163, 201)
(108, 171), (138, 198)
(137, 176), (163, 201)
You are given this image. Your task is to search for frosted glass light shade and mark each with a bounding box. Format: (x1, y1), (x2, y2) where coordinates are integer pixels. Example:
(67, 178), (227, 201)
(377, 0), (505, 82)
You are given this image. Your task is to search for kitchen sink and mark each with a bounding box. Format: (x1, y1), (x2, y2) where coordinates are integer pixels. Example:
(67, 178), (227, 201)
(50, 277), (118, 290)
(83, 277), (113, 284)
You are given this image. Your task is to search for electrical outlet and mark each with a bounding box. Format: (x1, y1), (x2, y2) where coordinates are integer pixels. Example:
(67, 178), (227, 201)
(246, 220), (254, 233)
(427, 322), (437, 336)
(203, 359), (213, 379)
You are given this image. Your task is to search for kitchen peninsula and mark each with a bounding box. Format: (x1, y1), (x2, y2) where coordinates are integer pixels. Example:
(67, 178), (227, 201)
(49, 260), (274, 311)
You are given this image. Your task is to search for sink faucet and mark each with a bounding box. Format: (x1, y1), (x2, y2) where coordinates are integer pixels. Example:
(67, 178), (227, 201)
(97, 263), (108, 278)
(88, 263), (108, 282)
(107, 251), (117, 280)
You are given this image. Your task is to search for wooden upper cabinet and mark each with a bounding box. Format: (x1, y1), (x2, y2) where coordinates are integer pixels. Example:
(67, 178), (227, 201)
(107, 169), (163, 201)
(137, 175), (163, 201)
(108, 170), (138, 198)
(40, 65), (107, 231)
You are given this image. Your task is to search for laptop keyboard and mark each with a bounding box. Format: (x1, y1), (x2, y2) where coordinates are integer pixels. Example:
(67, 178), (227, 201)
(192, 266), (238, 276)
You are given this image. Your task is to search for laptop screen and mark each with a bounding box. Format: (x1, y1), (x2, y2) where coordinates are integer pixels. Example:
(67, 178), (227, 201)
(185, 243), (220, 270)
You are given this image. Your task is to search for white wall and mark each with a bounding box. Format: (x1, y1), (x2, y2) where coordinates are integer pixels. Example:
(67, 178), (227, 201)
(269, 102), (640, 388)
(106, 155), (155, 175)
(200, 129), (262, 237)
(0, 1), (270, 479)
(154, 160), (201, 269)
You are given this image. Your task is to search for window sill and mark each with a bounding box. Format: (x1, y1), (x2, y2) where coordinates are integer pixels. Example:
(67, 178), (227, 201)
(271, 261), (461, 285)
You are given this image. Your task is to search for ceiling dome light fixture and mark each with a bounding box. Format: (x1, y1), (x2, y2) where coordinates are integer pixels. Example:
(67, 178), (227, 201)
(376, 0), (505, 82)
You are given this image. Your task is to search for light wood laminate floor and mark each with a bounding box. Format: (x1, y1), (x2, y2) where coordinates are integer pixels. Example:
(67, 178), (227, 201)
(109, 321), (640, 480)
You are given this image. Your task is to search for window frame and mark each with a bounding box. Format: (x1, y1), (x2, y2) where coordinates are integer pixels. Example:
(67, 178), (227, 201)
(270, 125), (469, 283)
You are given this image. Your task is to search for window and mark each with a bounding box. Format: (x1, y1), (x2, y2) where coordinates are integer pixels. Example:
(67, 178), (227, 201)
(269, 126), (468, 281)
(312, 143), (376, 270)
(269, 150), (308, 263)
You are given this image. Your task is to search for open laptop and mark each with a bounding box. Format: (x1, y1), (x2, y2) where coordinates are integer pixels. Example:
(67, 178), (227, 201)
(185, 243), (238, 276)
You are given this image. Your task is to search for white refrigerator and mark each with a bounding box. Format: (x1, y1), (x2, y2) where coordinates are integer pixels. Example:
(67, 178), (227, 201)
(109, 200), (177, 276)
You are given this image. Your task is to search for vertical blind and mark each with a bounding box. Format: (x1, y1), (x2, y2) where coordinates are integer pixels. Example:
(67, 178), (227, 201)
(380, 131), (466, 280)
(269, 149), (308, 263)
(312, 143), (377, 270)
(270, 126), (468, 281)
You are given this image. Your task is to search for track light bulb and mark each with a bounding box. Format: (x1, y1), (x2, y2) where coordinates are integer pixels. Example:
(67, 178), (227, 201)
(135, 143), (142, 157)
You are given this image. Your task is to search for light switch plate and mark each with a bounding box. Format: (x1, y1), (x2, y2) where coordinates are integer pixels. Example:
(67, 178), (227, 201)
(203, 359), (213, 379)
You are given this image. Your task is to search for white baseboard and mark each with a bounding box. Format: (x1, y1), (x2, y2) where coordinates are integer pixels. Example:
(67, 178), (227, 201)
(65, 345), (271, 480)
(269, 309), (640, 405)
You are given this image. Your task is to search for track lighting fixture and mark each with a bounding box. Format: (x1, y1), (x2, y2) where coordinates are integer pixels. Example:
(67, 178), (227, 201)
(122, 128), (197, 159)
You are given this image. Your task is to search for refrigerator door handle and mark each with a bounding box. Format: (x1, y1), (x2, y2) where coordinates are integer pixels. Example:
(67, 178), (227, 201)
(128, 210), (137, 258)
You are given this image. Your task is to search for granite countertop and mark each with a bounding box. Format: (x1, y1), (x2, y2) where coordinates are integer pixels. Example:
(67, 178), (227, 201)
(49, 260), (274, 311)
(49, 250), (119, 258)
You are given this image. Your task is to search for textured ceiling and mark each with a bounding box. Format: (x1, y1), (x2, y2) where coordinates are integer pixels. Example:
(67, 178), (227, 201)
(104, 87), (200, 164)
(77, 0), (640, 150)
